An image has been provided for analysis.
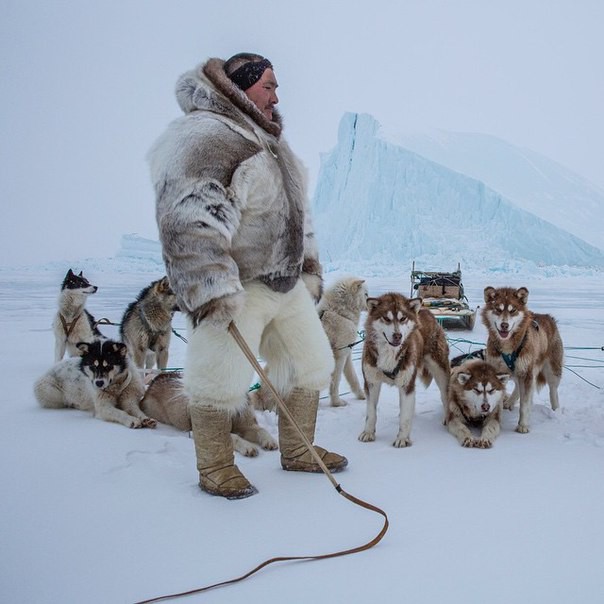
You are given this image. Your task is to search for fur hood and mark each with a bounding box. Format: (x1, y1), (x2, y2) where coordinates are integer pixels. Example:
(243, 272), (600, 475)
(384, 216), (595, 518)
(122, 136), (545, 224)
(148, 58), (322, 318)
(175, 58), (282, 138)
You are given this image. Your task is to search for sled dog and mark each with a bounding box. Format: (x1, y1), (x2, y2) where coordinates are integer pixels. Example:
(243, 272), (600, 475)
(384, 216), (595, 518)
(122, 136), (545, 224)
(120, 276), (179, 370)
(447, 359), (510, 448)
(34, 340), (156, 429)
(481, 286), (563, 433)
(53, 269), (104, 362)
(317, 276), (368, 407)
(359, 292), (450, 447)
(141, 372), (278, 456)
(450, 348), (485, 368)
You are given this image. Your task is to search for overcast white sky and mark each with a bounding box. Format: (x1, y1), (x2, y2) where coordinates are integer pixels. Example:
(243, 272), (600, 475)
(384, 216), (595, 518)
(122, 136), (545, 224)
(2, 0), (603, 266)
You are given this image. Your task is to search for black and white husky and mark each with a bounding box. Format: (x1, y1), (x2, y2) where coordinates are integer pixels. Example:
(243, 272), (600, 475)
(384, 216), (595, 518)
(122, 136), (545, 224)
(34, 340), (156, 429)
(52, 269), (104, 362)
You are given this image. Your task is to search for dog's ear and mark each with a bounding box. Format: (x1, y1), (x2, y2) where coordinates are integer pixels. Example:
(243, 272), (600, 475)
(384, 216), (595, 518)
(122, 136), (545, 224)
(483, 286), (496, 303)
(457, 371), (472, 385)
(66, 268), (75, 277)
(76, 342), (89, 354)
(409, 298), (423, 314)
(366, 297), (380, 311)
(353, 279), (365, 289)
(515, 287), (529, 305)
(157, 276), (172, 294)
(78, 271), (83, 277)
(112, 342), (128, 357)
(497, 372), (511, 385)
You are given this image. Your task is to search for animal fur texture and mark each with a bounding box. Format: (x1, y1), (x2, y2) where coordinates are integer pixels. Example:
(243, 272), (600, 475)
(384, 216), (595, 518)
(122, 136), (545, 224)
(359, 292), (450, 447)
(447, 359), (510, 448)
(317, 276), (368, 407)
(148, 57), (323, 318)
(247, 384), (277, 413)
(481, 286), (563, 433)
(53, 269), (104, 362)
(34, 340), (156, 429)
(141, 372), (278, 456)
(120, 276), (179, 370)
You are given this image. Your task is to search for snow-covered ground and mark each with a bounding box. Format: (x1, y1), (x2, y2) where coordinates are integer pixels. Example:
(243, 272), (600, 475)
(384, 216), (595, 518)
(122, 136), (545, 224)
(2, 260), (603, 604)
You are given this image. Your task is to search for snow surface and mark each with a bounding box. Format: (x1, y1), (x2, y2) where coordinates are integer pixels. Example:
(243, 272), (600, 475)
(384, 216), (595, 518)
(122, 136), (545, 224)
(2, 244), (604, 604)
(314, 113), (604, 269)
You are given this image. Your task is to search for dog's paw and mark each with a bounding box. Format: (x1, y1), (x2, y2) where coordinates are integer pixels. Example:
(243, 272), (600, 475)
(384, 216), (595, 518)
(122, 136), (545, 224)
(503, 397), (515, 410)
(331, 398), (348, 407)
(142, 417), (157, 429)
(353, 390), (366, 400)
(232, 434), (259, 457)
(129, 418), (144, 429)
(259, 433), (278, 451)
(358, 430), (375, 443)
(473, 438), (493, 449)
(393, 435), (412, 448)
(461, 437), (474, 448)
(240, 443), (259, 457)
(515, 424), (530, 434)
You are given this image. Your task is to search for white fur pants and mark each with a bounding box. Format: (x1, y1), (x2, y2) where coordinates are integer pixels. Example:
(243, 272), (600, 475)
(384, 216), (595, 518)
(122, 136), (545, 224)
(184, 279), (334, 412)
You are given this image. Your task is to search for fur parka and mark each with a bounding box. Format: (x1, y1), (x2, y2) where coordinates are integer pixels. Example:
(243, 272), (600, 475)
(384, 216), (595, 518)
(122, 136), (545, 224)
(147, 58), (322, 321)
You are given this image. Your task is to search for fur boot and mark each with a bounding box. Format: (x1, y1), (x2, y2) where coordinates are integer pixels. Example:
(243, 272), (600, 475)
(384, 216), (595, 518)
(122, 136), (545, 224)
(278, 388), (348, 472)
(190, 405), (258, 499)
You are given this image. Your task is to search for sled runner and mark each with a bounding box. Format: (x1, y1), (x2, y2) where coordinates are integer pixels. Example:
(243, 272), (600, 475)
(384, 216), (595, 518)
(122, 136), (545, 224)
(410, 262), (478, 330)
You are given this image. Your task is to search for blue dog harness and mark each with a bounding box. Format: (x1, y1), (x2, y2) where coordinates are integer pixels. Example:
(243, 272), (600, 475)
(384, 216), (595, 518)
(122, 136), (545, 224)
(499, 319), (539, 371)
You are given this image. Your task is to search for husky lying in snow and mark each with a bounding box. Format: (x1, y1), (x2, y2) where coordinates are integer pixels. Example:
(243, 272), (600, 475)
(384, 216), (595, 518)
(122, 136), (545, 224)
(34, 340), (156, 429)
(359, 292), (450, 447)
(120, 276), (179, 371)
(53, 269), (104, 362)
(481, 286), (563, 434)
(141, 372), (278, 457)
(447, 359), (510, 448)
(317, 276), (368, 407)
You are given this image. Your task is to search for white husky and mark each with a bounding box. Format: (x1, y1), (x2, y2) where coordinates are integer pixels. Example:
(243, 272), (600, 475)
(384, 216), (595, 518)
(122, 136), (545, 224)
(317, 277), (368, 407)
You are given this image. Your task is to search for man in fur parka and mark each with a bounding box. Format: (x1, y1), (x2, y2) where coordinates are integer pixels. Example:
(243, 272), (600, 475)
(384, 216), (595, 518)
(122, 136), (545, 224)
(148, 53), (347, 499)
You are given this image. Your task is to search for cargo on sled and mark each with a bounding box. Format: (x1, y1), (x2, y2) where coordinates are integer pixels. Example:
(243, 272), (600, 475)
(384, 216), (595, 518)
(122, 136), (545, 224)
(410, 262), (478, 330)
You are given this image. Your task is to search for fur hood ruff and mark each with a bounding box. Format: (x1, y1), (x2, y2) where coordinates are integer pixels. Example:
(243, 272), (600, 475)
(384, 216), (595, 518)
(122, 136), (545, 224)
(148, 58), (322, 317)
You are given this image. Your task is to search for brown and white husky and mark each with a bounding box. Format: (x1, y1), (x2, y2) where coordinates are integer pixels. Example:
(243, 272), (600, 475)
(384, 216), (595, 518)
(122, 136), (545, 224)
(447, 359), (510, 448)
(141, 372), (278, 457)
(359, 292), (450, 447)
(481, 286), (563, 433)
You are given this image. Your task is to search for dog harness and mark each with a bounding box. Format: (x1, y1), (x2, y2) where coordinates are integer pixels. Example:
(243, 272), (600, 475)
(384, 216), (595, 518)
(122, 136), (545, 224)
(137, 307), (168, 349)
(382, 349), (409, 381)
(382, 367), (400, 380)
(450, 348), (486, 368)
(498, 319), (539, 372)
(59, 313), (81, 340)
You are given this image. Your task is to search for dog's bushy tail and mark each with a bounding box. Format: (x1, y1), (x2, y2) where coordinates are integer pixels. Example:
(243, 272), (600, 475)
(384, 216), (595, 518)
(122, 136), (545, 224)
(34, 375), (66, 409)
(419, 368), (433, 388)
